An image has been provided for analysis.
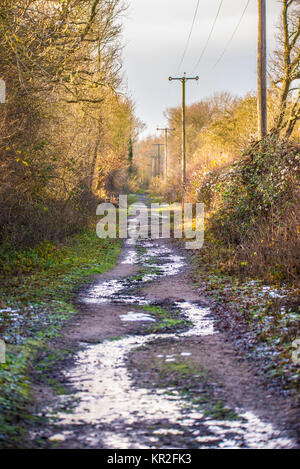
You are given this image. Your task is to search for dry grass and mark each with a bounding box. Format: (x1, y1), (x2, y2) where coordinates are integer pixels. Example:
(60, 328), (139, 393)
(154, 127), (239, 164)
(230, 199), (300, 282)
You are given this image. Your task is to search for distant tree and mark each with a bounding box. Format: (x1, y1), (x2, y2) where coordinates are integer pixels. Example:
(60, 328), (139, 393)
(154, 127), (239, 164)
(0, 0), (136, 245)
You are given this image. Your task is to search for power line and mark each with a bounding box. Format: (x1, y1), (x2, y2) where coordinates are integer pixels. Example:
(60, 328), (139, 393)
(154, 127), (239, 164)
(193, 0), (223, 72)
(177, 0), (200, 72)
(212, 0), (251, 69)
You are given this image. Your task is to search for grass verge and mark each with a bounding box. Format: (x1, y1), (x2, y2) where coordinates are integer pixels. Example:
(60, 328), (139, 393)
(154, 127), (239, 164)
(188, 237), (300, 395)
(0, 228), (122, 448)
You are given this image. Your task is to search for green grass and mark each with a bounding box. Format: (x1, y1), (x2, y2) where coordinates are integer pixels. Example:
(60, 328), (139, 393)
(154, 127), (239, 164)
(0, 230), (121, 304)
(127, 193), (138, 205)
(159, 359), (243, 421)
(164, 361), (195, 375)
(141, 304), (190, 333)
(130, 349), (243, 423)
(189, 243), (300, 392)
(0, 228), (122, 448)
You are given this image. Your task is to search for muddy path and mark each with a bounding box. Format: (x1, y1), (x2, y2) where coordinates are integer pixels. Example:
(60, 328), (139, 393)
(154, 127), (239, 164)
(31, 195), (299, 449)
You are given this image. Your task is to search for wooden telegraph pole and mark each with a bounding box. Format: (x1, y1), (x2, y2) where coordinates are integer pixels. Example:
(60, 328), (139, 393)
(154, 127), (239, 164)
(152, 143), (164, 178)
(156, 127), (175, 181)
(168, 73), (198, 190)
(257, 0), (267, 139)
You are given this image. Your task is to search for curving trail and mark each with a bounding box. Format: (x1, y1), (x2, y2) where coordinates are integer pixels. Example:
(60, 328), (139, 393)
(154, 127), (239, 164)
(32, 195), (299, 449)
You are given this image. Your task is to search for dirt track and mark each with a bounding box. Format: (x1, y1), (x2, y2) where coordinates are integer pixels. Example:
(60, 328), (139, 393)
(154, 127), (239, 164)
(31, 196), (300, 449)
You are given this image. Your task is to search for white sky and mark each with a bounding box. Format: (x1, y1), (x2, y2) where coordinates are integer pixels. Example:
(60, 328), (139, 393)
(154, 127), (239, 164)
(122, 0), (283, 138)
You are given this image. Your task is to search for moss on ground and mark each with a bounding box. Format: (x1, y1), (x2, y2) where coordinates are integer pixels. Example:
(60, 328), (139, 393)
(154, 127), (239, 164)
(141, 304), (191, 334)
(0, 228), (122, 448)
(188, 246), (300, 393)
(128, 347), (243, 422)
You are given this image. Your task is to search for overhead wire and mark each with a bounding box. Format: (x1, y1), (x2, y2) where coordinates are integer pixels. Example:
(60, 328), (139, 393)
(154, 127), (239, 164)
(212, 0), (251, 69)
(176, 0), (200, 72)
(168, 0), (251, 128)
(193, 0), (223, 72)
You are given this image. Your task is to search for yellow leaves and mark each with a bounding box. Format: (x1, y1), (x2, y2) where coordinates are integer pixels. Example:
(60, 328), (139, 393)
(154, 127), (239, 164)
(12, 33), (21, 44)
(16, 158), (29, 167)
(15, 150), (28, 165)
(240, 261), (247, 266)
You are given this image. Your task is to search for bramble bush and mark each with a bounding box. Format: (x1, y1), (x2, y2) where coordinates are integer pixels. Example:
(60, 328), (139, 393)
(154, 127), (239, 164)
(195, 136), (300, 281)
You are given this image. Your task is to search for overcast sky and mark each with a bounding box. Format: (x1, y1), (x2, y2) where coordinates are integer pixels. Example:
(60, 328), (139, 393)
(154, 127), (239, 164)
(122, 0), (283, 137)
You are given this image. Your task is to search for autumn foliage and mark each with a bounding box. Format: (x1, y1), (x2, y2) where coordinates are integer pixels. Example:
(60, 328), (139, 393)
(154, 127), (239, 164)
(0, 0), (136, 245)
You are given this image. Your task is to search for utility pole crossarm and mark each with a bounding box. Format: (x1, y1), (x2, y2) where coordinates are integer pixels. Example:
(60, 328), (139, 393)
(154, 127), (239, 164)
(168, 77), (199, 81)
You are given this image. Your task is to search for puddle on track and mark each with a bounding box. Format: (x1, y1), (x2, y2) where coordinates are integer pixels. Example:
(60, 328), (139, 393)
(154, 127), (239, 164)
(51, 334), (293, 448)
(43, 211), (296, 449)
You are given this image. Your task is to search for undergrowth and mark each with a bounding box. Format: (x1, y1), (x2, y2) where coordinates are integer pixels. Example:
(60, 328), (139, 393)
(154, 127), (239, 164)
(0, 228), (122, 448)
(196, 136), (299, 282)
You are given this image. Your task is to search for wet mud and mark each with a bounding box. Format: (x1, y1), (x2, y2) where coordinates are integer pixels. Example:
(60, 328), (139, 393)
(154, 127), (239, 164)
(31, 196), (299, 449)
